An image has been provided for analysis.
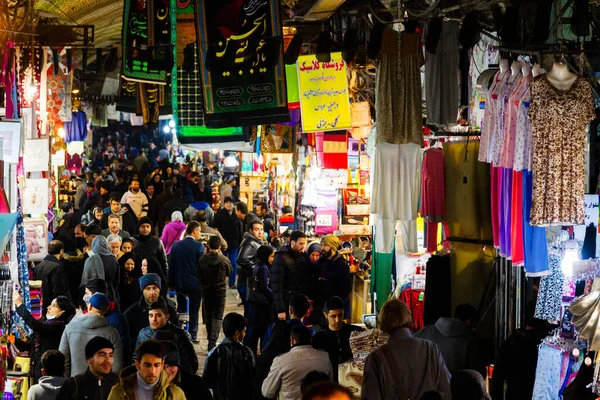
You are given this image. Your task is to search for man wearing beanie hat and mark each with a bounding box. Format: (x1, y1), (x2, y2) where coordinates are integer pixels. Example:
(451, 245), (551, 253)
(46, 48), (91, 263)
(123, 273), (179, 355)
(157, 338), (212, 399)
(317, 235), (351, 312)
(57, 336), (119, 400)
(132, 298), (198, 374)
(132, 216), (169, 278)
(59, 293), (124, 377)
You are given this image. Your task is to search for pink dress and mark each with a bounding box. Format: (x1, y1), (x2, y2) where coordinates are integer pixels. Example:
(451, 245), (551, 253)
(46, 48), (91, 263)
(490, 72), (521, 166)
(479, 70), (509, 163)
(500, 75), (532, 168)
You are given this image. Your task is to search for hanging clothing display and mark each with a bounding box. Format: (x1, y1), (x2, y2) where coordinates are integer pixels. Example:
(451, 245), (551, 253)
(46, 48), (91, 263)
(490, 72), (521, 166)
(468, 36), (499, 130)
(420, 147), (445, 222)
(375, 29), (424, 145)
(513, 77), (534, 171)
(532, 344), (569, 400)
(510, 170), (524, 265)
(425, 21), (459, 126)
(570, 290), (600, 350)
(499, 168), (513, 257)
(522, 170), (549, 276)
(529, 76), (595, 226)
(372, 142), (421, 253)
(535, 252), (564, 321)
(500, 74), (533, 168)
(444, 141), (493, 241)
(479, 69), (510, 163)
(63, 111), (87, 143)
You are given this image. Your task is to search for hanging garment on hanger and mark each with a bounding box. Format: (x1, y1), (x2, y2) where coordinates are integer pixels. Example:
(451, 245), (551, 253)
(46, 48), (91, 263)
(491, 166), (502, 248)
(1, 41), (17, 119)
(490, 72), (521, 166)
(532, 344), (568, 400)
(63, 111), (87, 142)
(372, 142), (421, 253)
(375, 29), (424, 145)
(513, 80), (534, 172)
(499, 167), (513, 257)
(501, 74), (533, 168)
(479, 69), (510, 163)
(510, 170), (524, 265)
(522, 171), (549, 276)
(421, 148), (445, 222)
(425, 21), (460, 126)
(529, 76), (595, 226)
(535, 252), (564, 321)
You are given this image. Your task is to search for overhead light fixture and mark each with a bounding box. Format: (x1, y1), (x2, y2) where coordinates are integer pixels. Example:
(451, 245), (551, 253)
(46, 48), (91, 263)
(316, 31), (332, 63)
(561, 239), (580, 277)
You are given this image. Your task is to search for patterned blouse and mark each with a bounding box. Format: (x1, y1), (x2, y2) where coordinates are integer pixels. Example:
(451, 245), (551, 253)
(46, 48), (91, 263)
(529, 75), (595, 226)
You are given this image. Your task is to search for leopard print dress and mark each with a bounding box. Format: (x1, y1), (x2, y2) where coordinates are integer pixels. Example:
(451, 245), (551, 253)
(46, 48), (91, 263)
(528, 75), (595, 226)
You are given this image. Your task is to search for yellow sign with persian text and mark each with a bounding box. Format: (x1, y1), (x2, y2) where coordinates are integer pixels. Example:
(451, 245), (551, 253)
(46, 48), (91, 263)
(297, 52), (352, 132)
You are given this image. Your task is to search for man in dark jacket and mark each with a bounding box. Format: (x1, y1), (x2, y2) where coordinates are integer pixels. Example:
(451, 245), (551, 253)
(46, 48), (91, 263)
(164, 188), (190, 223)
(100, 197), (137, 235)
(34, 240), (69, 316)
(123, 273), (179, 354)
(271, 231), (308, 321)
(197, 235), (232, 351)
(316, 235), (352, 310)
(414, 303), (486, 376)
(257, 294), (311, 384)
(133, 216), (169, 276)
(235, 201), (259, 240)
(237, 219), (264, 314)
(204, 313), (256, 400)
(56, 336), (119, 400)
(168, 221), (205, 342)
(212, 196), (241, 288)
(313, 296), (364, 382)
(133, 299), (199, 374)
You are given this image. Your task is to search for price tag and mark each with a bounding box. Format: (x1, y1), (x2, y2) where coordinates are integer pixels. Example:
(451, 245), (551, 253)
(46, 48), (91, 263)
(316, 214), (333, 227)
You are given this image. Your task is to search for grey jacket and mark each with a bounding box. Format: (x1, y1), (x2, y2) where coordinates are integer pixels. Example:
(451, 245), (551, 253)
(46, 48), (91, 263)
(59, 314), (124, 377)
(361, 328), (451, 400)
(27, 376), (66, 400)
(414, 317), (485, 376)
(262, 345), (332, 400)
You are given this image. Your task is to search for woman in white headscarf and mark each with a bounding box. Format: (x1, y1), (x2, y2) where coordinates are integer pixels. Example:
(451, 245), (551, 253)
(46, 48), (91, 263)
(80, 235), (120, 305)
(160, 210), (186, 255)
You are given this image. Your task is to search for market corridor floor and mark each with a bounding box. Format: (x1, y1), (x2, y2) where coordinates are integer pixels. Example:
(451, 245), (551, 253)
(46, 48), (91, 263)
(193, 287), (243, 369)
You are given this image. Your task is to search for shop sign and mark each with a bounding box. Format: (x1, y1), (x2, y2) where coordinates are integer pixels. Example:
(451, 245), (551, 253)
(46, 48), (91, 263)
(297, 52), (352, 132)
(194, 0), (289, 128)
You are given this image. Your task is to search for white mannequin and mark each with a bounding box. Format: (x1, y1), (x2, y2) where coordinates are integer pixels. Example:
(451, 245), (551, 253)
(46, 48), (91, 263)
(499, 59), (509, 74)
(546, 61), (578, 90)
(532, 63), (542, 77)
(521, 61), (532, 77)
(510, 60), (521, 76)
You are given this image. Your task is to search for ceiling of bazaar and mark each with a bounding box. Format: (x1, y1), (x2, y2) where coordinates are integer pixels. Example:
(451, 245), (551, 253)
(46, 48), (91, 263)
(24, 0), (509, 49)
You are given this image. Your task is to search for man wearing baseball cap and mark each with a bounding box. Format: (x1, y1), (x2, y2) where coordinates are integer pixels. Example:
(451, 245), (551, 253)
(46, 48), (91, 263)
(59, 293), (124, 377)
(56, 336), (120, 400)
(123, 273), (179, 355)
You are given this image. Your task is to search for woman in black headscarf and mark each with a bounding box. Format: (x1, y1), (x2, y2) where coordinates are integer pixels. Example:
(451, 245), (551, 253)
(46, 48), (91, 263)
(118, 252), (142, 311)
(54, 213), (77, 252)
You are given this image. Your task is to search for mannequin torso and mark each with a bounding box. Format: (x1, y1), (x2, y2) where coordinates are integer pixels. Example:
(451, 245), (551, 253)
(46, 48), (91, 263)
(521, 61), (532, 77)
(532, 63), (542, 77)
(546, 62), (578, 90)
(499, 59), (509, 74)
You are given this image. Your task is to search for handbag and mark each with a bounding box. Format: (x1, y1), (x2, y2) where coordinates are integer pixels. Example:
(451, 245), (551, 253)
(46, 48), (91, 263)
(246, 266), (269, 305)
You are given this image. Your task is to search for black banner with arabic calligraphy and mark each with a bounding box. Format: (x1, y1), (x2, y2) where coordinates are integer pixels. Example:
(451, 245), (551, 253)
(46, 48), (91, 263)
(194, 0), (290, 128)
(121, 0), (175, 84)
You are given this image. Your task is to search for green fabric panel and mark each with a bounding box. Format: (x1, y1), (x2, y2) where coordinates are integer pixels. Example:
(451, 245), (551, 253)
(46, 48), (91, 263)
(373, 250), (394, 311)
(286, 63), (299, 104)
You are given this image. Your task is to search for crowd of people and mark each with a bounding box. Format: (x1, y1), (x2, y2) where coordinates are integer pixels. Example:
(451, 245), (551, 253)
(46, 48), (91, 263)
(11, 133), (544, 400)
